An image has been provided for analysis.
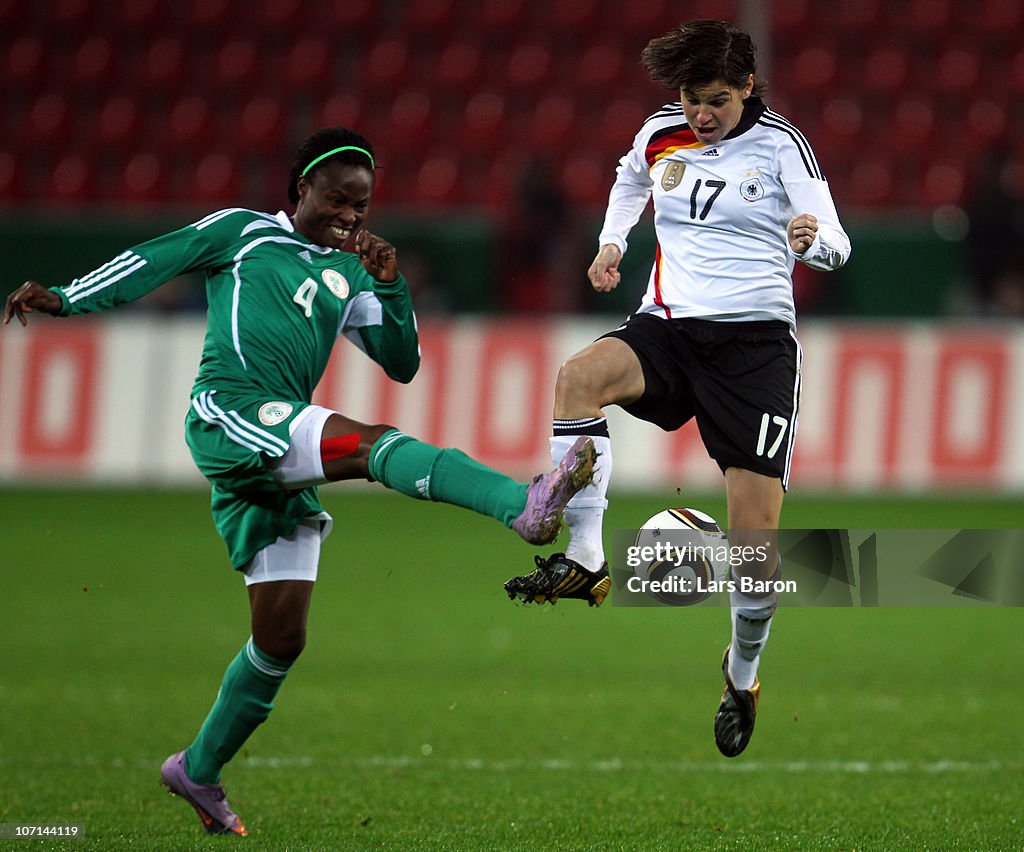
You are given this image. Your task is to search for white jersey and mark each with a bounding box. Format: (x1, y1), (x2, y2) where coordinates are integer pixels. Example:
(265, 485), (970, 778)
(598, 97), (850, 328)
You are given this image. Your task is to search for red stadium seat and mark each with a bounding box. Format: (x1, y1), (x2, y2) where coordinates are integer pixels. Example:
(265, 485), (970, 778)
(390, 90), (434, 139)
(140, 37), (188, 91)
(460, 91), (507, 147)
(970, 0), (1023, 32)
(434, 40), (484, 95)
(903, 0), (954, 33)
(476, 0), (527, 29)
(187, 0), (235, 30)
(213, 39), (260, 91)
(326, 0), (376, 29)
(415, 154), (460, 204)
(361, 38), (412, 95)
(165, 95), (215, 151)
(113, 0), (163, 35)
(70, 35), (116, 88)
(409, 0), (458, 30)
(934, 47), (981, 92)
(846, 160), (896, 208)
(24, 93), (71, 146)
(504, 39), (553, 90)
(921, 163), (967, 207)
(49, 153), (96, 205)
(835, 0), (882, 29)
(235, 96), (287, 154)
(4, 36), (45, 91)
(560, 153), (613, 208)
(527, 94), (576, 150)
(964, 100), (1008, 146)
(115, 152), (166, 204)
(51, 0), (94, 29)
(188, 152), (240, 205)
(315, 95), (364, 132)
(791, 45), (840, 92)
(96, 96), (142, 149)
(862, 45), (909, 94)
(576, 40), (627, 92)
(283, 38), (332, 89)
(549, 0), (600, 30)
(772, 0), (812, 32)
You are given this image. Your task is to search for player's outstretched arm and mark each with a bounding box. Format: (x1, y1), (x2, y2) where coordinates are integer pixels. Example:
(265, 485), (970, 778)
(3, 281), (62, 327)
(587, 244), (623, 293)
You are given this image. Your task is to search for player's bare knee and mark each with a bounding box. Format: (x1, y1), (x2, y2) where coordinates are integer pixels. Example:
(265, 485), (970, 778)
(555, 355), (604, 411)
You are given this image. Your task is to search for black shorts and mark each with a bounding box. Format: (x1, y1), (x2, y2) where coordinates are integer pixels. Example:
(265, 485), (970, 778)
(601, 313), (801, 487)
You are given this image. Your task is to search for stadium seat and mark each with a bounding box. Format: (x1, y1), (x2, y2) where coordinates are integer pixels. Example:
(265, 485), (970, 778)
(934, 47), (981, 92)
(234, 96), (288, 155)
(4, 35), (45, 92)
(113, 0), (163, 35)
(70, 35), (116, 89)
(165, 95), (215, 151)
(903, 0), (954, 33)
(575, 40), (627, 92)
(389, 90), (434, 140)
(964, 100), (1008, 146)
(315, 94), (364, 132)
(24, 93), (71, 146)
(834, 0), (882, 30)
(790, 45), (840, 93)
(361, 38), (412, 96)
(188, 152), (240, 205)
(434, 40), (484, 95)
(140, 37), (188, 91)
(921, 163), (967, 207)
(115, 152), (166, 204)
(548, 0), (600, 30)
(282, 38), (333, 90)
(213, 39), (260, 92)
(326, 0), (377, 29)
(51, 0), (94, 30)
(846, 159), (896, 208)
(96, 96), (142, 150)
(526, 94), (576, 150)
(187, 0), (235, 30)
(49, 153), (96, 205)
(415, 154), (460, 204)
(504, 39), (553, 90)
(772, 0), (812, 32)
(560, 153), (613, 208)
(862, 45), (909, 93)
(460, 92), (507, 147)
(970, 0), (1022, 32)
(409, 0), (458, 31)
(475, 0), (527, 30)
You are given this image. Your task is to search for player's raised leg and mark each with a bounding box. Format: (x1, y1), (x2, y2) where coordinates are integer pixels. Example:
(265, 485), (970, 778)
(269, 405), (596, 546)
(504, 338), (643, 605)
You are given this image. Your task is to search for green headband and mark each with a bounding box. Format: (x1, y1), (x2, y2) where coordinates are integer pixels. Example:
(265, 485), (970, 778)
(301, 145), (375, 177)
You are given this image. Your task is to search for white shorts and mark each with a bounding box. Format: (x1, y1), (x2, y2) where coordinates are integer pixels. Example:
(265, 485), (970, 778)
(246, 404), (337, 586)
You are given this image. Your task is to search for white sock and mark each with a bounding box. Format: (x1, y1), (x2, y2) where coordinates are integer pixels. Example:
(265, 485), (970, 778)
(550, 421), (611, 572)
(728, 576), (779, 690)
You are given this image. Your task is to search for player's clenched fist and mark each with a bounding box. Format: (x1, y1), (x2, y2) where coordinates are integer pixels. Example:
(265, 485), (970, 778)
(3, 281), (62, 327)
(787, 214), (818, 255)
(588, 244), (623, 293)
(354, 229), (398, 282)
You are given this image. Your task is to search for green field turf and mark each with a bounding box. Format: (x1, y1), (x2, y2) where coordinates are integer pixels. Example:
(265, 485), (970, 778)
(2, 488), (1022, 850)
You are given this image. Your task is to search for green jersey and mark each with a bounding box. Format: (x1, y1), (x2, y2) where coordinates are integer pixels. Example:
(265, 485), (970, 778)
(52, 207), (420, 568)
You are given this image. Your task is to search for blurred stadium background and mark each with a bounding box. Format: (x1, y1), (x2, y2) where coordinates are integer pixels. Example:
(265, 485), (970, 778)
(2, 0), (1023, 493)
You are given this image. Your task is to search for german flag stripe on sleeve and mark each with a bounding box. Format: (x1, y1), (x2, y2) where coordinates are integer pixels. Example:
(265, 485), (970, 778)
(644, 125), (702, 169)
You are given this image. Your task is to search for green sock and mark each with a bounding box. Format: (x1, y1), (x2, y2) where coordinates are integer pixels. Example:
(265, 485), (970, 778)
(184, 637), (292, 784)
(368, 429), (527, 526)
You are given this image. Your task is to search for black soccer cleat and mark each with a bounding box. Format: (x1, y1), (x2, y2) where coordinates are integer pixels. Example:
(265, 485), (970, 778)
(503, 553), (611, 607)
(714, 647), (760, 758)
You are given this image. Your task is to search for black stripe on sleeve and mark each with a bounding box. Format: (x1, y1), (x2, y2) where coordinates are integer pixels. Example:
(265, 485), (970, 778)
(757, 113), (824, 180)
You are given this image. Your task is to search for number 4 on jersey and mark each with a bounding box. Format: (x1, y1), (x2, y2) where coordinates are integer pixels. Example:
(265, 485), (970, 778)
(756, 413), (789, 458)
(293, 277), (318, 317)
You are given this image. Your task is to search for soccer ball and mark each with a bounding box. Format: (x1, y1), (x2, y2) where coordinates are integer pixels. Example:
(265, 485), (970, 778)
(632, 507), (730, 605)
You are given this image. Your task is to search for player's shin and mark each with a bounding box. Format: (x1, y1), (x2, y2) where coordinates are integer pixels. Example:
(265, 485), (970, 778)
(727, 559), (781, 691)
(552, 419), (612, 571)
(367, 429), (527, 524)
(184, 637), (293, 784)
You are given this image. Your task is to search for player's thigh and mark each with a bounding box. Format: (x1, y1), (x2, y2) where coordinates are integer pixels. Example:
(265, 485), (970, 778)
(554, 337), (646, 415)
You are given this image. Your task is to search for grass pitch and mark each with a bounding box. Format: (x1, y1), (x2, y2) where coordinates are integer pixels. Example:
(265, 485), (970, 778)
(2, 488), (1022, 850)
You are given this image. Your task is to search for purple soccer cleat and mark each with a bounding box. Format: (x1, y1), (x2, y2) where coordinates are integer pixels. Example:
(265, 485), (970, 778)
(160, 751), (248, 836)
(511, 436), (597, 545)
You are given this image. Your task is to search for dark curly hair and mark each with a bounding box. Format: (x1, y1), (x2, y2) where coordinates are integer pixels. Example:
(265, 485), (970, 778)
(287, 127), (375, 205)
(641, 20), (766, 97)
